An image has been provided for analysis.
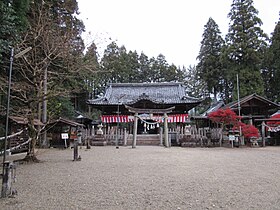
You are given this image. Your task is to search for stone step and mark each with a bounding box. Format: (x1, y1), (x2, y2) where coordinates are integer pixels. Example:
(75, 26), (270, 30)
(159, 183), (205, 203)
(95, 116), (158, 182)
(126, 134), (161, 145)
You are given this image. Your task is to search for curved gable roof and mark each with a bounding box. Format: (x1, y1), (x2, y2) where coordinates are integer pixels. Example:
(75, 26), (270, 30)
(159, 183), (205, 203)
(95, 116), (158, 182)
(88, 82), (202, 106)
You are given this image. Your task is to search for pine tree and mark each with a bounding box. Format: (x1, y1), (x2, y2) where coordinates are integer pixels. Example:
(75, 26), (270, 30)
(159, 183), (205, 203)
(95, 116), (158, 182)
(262, 14), (280, 102)
(138, 52), (152, 82)
(184, 65), (207, 98)
(184, 65), (208, 114)
(101, 42), (126, 83)
(225, 0), (268, 99)
(197, 17), (225, 101)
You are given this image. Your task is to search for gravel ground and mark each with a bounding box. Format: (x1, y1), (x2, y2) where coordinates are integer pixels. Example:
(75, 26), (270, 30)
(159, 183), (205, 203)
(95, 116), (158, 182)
(1, 146), (280, 210)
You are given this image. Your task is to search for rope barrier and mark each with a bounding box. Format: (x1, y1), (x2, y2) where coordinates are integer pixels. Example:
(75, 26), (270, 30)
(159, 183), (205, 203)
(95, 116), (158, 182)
(0, 128), (27, 141)
(263, 122), (280, 132)
(0, 138), (31, 155)
(138, 115), (162, 125)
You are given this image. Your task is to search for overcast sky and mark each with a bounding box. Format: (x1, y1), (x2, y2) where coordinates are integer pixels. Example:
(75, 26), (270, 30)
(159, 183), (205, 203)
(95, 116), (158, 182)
(77, 0), (280, 67)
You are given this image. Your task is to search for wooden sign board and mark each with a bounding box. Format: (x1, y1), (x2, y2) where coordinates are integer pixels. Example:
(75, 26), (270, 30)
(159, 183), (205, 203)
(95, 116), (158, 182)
(61, 133), (69, 139)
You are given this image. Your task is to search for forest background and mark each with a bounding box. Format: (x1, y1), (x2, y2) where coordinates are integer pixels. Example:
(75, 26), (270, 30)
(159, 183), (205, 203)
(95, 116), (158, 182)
(0, 0), (279, 147)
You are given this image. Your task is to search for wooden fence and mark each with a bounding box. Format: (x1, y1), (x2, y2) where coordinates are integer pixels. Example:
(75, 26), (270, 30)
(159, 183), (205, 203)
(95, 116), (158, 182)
(88, 124), (223, 147)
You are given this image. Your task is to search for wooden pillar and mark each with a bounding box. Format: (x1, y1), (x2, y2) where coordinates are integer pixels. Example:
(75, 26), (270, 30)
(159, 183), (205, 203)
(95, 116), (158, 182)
(262, 121), (265, 147)
(1, 161), (13, 198)
(132, 113), (138, 148)
(159, 127), (163, 146)
(123, 128), (127, 146)
(73, 140), (78, 161)
(164, 113), (169, 147)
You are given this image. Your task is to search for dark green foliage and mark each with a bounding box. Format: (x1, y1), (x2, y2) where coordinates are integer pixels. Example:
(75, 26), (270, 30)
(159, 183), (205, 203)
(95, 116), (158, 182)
(0, 2), (16, 60)
(184, 65), (207, 98)
(184, 65), (208, 114)
(138, 52), (152, 82)
(98, 41), (185, 89)
(225, 0), (268, 99)
(197, 17), (225, 100)
(11, 0), (30, 31)
(149, 54), (184, 82)
(0, 0), (30, 60)
(262, 14), (280, 102)
(48, 96), (75, 119)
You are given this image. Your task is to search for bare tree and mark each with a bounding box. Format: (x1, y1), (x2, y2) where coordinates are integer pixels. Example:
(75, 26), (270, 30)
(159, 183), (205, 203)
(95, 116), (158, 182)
(11, 1), (85, 161)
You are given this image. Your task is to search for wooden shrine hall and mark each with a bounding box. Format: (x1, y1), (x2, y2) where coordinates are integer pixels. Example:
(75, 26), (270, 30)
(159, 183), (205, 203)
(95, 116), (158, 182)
(87, 82), (203, 147)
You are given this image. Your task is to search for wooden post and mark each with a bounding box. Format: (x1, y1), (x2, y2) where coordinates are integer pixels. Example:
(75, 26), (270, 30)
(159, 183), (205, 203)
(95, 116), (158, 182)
(164, 113), (169, 147)
(124, 128), (127, 146)
(132, 113), (138, 148)
(159, 127), (163, 146)
(219, 124), (223, 147)
(73, 141), (78, 161)
(262, 121), (265, 147)
(1, 161), (13, 198)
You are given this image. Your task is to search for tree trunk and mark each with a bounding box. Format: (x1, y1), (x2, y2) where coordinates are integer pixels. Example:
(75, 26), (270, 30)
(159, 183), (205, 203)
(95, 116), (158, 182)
(23, 116), (40, 162)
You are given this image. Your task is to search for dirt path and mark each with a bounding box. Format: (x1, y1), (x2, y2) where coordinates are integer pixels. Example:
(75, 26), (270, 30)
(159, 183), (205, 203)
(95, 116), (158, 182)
(1, 146), (280, 210)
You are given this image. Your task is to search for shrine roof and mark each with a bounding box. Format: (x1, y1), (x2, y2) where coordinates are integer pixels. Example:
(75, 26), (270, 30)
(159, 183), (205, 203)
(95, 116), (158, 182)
(224, 93), (280, 110)
(88, 82), (202, 106)
(200, 93), (280, 118)
(201, 101), (225, 116)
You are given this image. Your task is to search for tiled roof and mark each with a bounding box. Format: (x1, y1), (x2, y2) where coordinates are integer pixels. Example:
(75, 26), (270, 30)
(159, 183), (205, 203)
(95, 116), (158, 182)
(9, 116), (44, 126)
(49, 118), (84, 127)
(201, 101), (225, 116)
(224, 93), (280, 110)
(199, 93), (280, 117)
(88, 82), (202, 105)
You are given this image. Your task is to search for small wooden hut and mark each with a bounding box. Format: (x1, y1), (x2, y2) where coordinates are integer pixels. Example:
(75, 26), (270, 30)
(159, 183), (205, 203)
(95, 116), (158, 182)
(47, 118), (84, 148)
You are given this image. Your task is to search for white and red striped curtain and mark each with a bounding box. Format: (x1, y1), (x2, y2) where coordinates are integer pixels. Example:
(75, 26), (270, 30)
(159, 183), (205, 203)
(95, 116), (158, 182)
(101, 115), (134, 123)
(167, 114), (189, 123)
(101, 114), (188, 123)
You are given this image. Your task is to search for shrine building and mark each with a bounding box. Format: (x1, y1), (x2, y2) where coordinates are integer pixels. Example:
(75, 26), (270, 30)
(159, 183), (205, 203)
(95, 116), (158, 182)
(87, 82), (203, 147)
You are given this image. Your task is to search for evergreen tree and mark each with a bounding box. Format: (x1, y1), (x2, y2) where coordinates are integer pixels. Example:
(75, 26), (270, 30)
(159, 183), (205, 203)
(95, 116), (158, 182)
(184, 65), (207, 99)
(262, 14), (280, 102)
(0, 0), (30, 63)
(138, 52), (152, 82)
(184, 65), (208, 114)
(0, 0), (30, 119)
(100, 41), (122, 83)
(100, 42), (185, 86)
(197, 17), (225, 101)
(126, 50), (141, 82)
(83, 42), (100, 100)
(167, 64), (185, 82)
(225, 0), (268, 99)
(11, 0), (30, 31)
(150, 54), (169, 82)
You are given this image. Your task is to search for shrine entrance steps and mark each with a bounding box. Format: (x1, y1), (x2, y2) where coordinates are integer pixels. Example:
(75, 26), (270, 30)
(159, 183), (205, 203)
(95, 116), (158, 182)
(126, 134), (161, 146)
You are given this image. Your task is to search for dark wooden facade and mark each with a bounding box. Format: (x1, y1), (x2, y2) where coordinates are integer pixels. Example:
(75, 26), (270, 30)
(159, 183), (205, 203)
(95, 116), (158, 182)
(47, 118), (84, 148)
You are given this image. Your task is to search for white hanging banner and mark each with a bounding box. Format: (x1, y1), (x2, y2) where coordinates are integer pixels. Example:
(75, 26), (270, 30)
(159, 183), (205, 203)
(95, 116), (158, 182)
(263, 123), (280, 133)
(268, 126), (280, 132)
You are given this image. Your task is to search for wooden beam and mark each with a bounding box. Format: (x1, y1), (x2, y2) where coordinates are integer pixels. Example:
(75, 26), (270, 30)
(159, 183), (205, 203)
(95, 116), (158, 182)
(125, 105), (175, 114)
(132, 113), (138, 148)
(164, 113), (169, 147)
